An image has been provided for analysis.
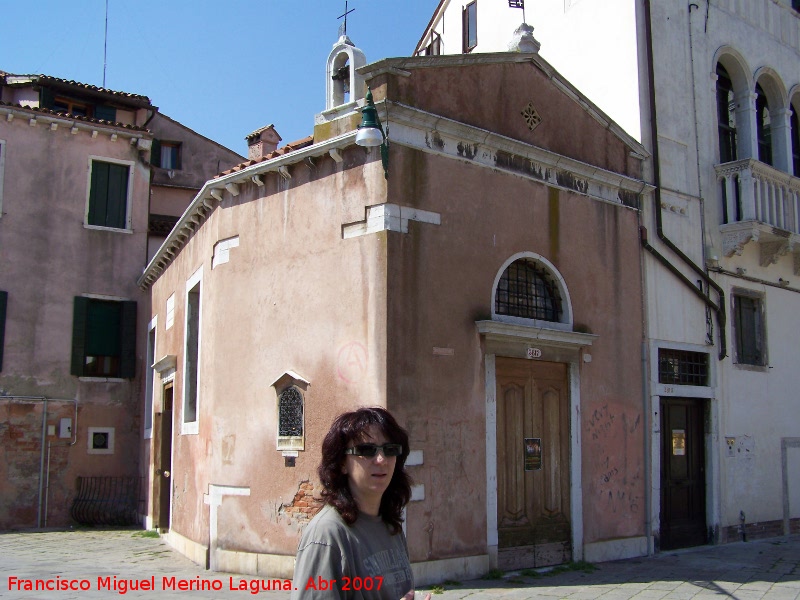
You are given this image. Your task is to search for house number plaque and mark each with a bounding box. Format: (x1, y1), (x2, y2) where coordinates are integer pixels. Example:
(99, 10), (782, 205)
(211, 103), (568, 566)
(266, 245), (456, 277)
(527, 347), (542, 359)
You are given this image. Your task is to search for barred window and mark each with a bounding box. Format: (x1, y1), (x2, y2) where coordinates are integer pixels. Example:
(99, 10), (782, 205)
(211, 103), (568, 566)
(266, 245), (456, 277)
(278, 386), (304, 438)
(658, 349), (709, 386)
(495, 259), (562, 322)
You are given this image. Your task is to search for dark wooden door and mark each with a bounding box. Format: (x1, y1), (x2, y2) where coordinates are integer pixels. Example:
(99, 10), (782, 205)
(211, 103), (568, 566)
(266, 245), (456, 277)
(155, 384), (173, 531)
(496, 357), (571, 569)
(660, 398), (706, 550)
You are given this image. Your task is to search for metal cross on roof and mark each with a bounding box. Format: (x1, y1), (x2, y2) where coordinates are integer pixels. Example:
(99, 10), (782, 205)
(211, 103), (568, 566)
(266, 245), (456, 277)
(338, 0), (355, 37)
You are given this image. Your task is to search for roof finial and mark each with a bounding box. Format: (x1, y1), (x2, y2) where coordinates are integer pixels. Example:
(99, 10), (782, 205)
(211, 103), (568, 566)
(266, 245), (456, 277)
(337, 0), (355, 38)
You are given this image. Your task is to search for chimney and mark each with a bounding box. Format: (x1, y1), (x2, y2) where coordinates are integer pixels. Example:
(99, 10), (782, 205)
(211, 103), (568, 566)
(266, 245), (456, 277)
(245, 124), (282, 160)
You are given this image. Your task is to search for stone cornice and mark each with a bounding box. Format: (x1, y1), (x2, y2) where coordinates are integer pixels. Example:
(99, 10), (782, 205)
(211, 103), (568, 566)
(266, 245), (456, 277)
(386, 101), (653, 204)
(0, 104), (150, 141)
(475, 320), (598, 349)
(139, 101), (653, 290)
(359, 53), (647, 157)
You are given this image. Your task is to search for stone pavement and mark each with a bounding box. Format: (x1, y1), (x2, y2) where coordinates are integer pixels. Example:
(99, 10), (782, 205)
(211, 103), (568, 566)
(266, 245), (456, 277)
(0, 529), (798, 599)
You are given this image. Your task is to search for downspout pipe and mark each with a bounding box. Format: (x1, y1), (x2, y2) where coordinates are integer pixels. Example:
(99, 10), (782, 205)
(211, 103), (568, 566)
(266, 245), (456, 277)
(642, 0), (727, 360)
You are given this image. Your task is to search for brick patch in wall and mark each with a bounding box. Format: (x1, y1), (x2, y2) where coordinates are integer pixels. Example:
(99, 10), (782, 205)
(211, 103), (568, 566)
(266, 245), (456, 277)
(279, 480), (324, 524)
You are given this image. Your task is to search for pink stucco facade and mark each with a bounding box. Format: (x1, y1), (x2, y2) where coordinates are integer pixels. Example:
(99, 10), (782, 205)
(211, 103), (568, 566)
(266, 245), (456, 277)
(0, 101), (152, 528)
(0, 74), (242, 531)
(140, 52), (650, 580)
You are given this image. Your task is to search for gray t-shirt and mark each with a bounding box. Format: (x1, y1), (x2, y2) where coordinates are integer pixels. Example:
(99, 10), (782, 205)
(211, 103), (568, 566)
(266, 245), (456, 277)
(291, 505), (414, 599)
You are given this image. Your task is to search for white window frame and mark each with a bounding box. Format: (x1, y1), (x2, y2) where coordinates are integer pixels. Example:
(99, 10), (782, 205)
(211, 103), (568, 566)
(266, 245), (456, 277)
(144, 315), (157, 439)
(87, 427), (115, 455)
(85, 156), (135, 232)
(490, 251), (574, 332)
(0, 139), (6, 219)
(182, 268), (203, 435)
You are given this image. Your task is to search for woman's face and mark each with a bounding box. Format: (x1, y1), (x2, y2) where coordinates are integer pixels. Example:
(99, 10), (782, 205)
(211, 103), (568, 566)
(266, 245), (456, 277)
(342, 425), (397, 515)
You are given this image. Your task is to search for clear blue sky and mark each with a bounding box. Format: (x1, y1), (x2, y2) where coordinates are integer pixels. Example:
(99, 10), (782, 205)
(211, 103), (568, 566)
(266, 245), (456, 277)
(1, 1), (437, 156)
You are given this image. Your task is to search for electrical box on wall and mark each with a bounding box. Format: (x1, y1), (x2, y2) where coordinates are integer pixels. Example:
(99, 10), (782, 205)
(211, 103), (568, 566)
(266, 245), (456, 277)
(59, 418), (72, 439)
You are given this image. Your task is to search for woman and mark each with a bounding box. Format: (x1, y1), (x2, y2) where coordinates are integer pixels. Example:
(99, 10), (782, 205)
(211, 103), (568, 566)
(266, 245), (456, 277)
(291, 407), (429, 600)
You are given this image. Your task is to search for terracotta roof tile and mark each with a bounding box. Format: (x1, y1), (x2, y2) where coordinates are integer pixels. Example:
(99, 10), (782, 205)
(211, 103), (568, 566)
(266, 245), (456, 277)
(0, 100), (150, 132)
(215, 135), (315, 178)
(36, 75), (152, 103)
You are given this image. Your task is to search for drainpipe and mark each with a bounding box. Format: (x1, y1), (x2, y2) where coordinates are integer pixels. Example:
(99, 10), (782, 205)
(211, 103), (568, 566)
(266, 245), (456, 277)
(44, 399), (79, 527)
(637, 207), (654, 555)
(642, 0), (727, 361)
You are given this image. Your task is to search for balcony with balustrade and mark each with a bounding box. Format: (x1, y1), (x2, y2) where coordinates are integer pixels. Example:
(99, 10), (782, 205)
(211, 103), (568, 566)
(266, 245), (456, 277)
(715, 159), (800, 270)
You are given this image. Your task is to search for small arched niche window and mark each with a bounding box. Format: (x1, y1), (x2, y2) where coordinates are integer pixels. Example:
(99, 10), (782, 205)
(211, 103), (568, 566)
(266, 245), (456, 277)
(272, 371), (309, 452)
(279, 387), (304, 438)
(495, 258), (563, 323)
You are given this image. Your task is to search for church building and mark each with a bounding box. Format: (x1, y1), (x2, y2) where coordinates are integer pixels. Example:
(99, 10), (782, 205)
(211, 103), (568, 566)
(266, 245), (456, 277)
(138, 30), (653, 581)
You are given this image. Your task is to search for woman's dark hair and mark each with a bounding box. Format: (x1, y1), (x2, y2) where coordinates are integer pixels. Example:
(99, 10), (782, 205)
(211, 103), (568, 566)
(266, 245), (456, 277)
(318, 407), (411, 534)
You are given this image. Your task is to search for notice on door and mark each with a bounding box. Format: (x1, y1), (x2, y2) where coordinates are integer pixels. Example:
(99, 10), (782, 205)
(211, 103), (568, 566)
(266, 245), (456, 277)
(524, 438), (542, 471)
(672, 429), (686, 456)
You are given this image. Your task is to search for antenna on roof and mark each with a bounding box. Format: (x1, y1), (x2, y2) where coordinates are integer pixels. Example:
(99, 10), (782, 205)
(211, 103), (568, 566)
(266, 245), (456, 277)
(103, 0), (109, 87)
(337, 0), (355, 38)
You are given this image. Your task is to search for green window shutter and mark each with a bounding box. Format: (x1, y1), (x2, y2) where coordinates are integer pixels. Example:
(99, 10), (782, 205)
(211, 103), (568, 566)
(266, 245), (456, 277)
(71, 297), (89, 376)
(106, 163), (129, 229)
(94, 105), (117, 122)
(39, 87), (55, 110)
(0, 291), (8, 372)
(150, 139), (162, 167)
(175, 144), (182, 170)
(86, 301), (121, 357)
(88, 161), (110, 226)
(88, 161), (129, 228)
(119, 301), (137, 379)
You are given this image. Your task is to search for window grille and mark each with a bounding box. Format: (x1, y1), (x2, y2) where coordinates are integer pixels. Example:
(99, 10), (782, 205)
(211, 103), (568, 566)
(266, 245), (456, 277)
(495, 259), (562, 322)
(279, 387), (304, 438)
(658, 349), (709, 386)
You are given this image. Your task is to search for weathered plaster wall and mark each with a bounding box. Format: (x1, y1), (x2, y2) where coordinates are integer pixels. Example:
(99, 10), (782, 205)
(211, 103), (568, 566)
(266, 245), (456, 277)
(148, 146), (389, 555)
(384, 62), (637, 177)
(385, 145), (645, 559)
(0, 114), (151, 529)
(149, 113), (243, 190)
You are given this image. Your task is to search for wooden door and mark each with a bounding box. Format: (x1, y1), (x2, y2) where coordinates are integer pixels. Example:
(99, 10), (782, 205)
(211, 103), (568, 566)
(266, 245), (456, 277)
(153, 383), (173, 531)
(660, 398), (706, 550)
(496, 357), (571, 569)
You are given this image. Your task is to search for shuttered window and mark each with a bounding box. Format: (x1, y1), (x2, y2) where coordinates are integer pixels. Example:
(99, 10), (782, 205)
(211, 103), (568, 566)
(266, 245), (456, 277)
(71, 297), (137, 378)
(733, 294), (765, 366)
(88, 160), (130, 229)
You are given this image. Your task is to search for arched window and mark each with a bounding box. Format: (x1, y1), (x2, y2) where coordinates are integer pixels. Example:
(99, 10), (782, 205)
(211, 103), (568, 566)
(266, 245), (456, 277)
(278, 386), (304, 439)
(495, 259), (563, 322)
(716, 64), (737, 163)
(755, 83), (772, 165)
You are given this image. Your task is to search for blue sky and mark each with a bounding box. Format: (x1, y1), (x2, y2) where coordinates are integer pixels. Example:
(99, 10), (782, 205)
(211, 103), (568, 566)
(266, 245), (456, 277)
(1, 1), (437, 156)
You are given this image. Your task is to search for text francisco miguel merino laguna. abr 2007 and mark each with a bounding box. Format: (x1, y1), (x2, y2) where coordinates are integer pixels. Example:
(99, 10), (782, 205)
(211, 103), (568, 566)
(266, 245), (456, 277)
(7, 575), (294, 594)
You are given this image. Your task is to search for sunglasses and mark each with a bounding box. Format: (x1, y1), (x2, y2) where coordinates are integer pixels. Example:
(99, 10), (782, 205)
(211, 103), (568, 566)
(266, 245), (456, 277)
(344, 443), (403, 458)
